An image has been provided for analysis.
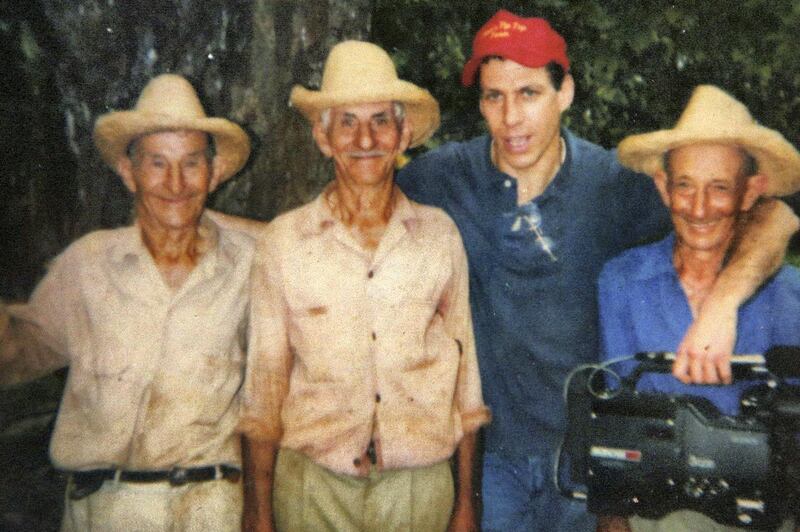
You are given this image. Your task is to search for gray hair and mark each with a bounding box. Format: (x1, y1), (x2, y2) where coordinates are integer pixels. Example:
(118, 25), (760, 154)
(319, 102), (406, 132)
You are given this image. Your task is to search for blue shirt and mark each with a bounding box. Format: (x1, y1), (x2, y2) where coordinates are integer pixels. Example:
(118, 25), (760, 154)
(599, 233), (800, 415)
(396, 130), (669, 456)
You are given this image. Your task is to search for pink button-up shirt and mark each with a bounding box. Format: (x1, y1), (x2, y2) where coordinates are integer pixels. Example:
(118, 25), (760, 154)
(1, 216), (254, 470)
(240, 189), (490, 476)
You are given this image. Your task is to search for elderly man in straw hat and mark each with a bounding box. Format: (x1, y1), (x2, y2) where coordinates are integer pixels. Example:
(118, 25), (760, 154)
(0, 73), (256, 530)
(238, 40), (490, 532)
(596, 85), (800, 532)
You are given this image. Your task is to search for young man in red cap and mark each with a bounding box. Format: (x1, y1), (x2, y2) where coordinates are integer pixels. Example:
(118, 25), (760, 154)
(395, 9), (798, 531)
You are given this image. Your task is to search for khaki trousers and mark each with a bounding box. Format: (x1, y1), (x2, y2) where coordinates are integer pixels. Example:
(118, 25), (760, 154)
(61, 476), (242, 532)
(631, 510), (795, 532)
(274, 447), (454, 532)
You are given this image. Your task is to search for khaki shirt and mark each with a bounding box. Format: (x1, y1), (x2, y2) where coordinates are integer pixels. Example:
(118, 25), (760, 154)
(240, 189), (490, 476)
(2, 216), (254, 470)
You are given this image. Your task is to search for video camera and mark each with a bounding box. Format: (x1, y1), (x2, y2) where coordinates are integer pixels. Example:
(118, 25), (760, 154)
(561, 346), (800, 529)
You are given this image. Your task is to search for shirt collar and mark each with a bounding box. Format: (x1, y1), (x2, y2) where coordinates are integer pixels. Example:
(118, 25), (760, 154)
(107, 213), (224, 274)
(298, 183), (422, 239)
(631, 233), (678, 282)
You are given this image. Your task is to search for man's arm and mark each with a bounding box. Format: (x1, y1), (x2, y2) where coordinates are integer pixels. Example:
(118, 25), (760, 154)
(0, 303), (68, 386)
(448, 431), (477, 532)
(239, 226), (292, 530)
(440, 220), (491, 431)
(675, 198), (799, 383)
(242, 437), (278, 532)
(0, 246), (77, 385)
(439, 220), (490, 531)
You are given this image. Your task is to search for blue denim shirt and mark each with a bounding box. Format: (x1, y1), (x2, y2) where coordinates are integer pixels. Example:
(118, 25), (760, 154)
(396, 130), (669, 456)
(599, 233), (800, 415)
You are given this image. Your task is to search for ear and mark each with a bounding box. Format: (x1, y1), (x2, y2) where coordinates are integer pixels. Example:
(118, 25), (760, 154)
(740, 173), (767, 212)
(312, 121), (333, 158)
(557, 73), (575, 113)
(397, 117), (413, 153)
(209, 157), (226, 192)
(653, 169), (671, 208)
(116, 157), (137, 193)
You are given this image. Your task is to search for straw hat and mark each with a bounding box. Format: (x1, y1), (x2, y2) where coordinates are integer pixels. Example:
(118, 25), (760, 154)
(290, 41), (440, 148)
(618, 85), (800, 196)
(94, 74), (250, 186)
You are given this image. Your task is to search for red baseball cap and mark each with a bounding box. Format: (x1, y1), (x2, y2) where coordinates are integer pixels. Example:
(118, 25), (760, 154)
(461, 10), (570, 87)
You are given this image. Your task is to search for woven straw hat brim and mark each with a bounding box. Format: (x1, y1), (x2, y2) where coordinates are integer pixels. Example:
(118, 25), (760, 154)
(618, 126), (800, 197)
(93, 111), (251, 186)
(290, 81), (440, 148)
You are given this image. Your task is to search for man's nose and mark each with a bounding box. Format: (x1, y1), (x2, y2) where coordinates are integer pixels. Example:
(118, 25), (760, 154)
(691, 188), (707, 218)
(357, 122), (376, 150)
(165, 164), (185, 194)
(503, 98), (522, 127)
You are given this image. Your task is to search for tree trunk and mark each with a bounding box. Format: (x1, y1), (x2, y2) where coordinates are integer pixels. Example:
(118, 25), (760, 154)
(1, 0), (371, 297)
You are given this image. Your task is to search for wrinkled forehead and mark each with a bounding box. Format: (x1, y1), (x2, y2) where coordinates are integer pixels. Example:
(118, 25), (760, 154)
(665, 142), (753, 182)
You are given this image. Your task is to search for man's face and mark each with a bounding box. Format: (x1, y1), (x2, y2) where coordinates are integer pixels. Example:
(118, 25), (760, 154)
(656, 143), (765, 256)
(313, 101), (411, 188)
(478, 59), (573, 179)
(119, 130), (213, 232)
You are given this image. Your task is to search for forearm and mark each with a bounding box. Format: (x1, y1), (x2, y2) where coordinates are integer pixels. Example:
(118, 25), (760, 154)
(455, 431), (477, 506)
(448, 431), (478, 532)
(241, 436), (278, 532)
(714, 198), (798, 307)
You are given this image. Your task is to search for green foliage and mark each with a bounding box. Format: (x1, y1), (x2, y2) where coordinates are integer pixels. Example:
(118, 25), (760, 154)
(788, 251), (800, 270)
(373, 0), (800, 150)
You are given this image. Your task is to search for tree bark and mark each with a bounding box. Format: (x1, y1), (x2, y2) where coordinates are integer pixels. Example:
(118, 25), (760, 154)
(1, 0), (371, 297)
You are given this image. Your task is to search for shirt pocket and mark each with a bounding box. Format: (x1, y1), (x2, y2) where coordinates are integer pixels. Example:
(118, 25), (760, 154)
(286, 295), (358, 381)
(172, 351), (245, 425)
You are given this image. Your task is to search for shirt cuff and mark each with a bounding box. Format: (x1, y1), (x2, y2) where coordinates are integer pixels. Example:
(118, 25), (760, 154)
(461, 406), (492, 434)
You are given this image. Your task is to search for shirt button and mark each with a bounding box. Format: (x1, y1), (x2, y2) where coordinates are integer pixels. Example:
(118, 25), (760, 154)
(368, 270), (374, 279)
(371, 331), (377, 340)
(504, 179), (512, 188)
(353, 457), (361, 467)
(375, 393), (381, 403)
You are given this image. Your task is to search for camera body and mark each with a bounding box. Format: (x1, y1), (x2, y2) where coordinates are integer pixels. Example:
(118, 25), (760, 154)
(563, 356), (800, 529)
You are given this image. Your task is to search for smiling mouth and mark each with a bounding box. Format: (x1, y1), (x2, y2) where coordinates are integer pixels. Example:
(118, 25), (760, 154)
(157, 196), (196, 205)
(348, 151), (388, 159)
(683, 219), (722, 233)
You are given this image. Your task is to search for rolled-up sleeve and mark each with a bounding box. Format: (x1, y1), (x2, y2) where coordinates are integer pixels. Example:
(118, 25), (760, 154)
(2, 250), (74, 386)
(441, 225), (491, 434)
(238, 229), (292, 443)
